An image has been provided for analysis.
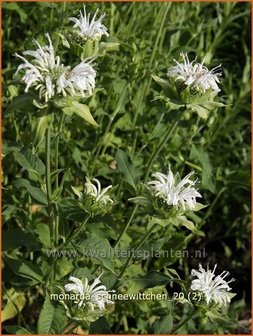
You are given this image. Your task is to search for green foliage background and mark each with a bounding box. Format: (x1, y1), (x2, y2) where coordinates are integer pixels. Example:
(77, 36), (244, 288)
(2, 1), (251, 334)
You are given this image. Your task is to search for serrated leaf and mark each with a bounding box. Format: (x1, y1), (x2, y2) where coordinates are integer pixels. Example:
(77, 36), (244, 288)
(37, 296), (55, 334)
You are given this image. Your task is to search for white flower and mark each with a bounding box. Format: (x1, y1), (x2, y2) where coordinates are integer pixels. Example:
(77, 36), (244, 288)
(65, 276), (84, 296)
(69, 6), (109, 40)
(167, 53), (222, 92)
(191, 264), (235, 306)
(65, 275), (115, 310)
(148, 165), (201, 210)
(15, 34), (96, 101)
(57, 60), (96, 97)
(85, 178), (113, 205)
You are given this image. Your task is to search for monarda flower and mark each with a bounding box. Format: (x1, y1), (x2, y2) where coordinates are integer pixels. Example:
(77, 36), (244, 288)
(69, 6), (109, 40)
(15, 33), (96, 102)
(168, 53), (222, 93)
(65, 275), (115, 310)
(148, 165), (201, 210)
(191, 264), (235, 306)
(60, 275), (115, 325)
(85, 178), (113, 205)
(72, 178), (114, 216)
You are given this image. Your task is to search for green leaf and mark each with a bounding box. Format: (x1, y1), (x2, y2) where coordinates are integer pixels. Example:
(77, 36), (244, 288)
(37, 300), (68, 334)
(193, 202), (208, 211)
(13, 178), (48, 205)
(34, 224), (51, 248)
(151, 314), (173, 334)
(2, 228), (42, 251)
(4, 256), (43, 284)
(190, 104), (210, 119)
(115, 149), (138, 190)
(2, 291), (26, 322)
(73, 235), (115, 274)
(173, 216), (204, 236)
(128, 196), (150, 206)
(14, 148), (45, 176)
(6, 94), (37, 114)
(190, 145), (216, 193)
(56, 32), (70, 48)
(33, 114), (54, 148)
(152, 75), (181, 104)
(37, 296), (55, 334)
(63, 101), (99, 127)
(126, 272), (184, 292)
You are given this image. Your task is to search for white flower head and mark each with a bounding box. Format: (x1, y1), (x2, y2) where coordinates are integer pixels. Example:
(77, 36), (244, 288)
(85, 178), (113, 205)
(69, 6), (109, 40)
(15, 34), (96, 101)
(167, 53), (222, 92)
(191, 264), (235, 306)
(64, 275), (115, 310)
(148, 165), (201, 210)
(57, 59), (96, 97)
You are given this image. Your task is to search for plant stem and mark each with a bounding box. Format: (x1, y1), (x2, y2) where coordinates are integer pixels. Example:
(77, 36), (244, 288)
(113, 204), (138, 248)
(61, 321), (77, 334)
(54, 113), (65, 245)
(132, 3), (170, 127)
(144, 106), (186, 182)
(116, 224), (157, 283)
(172, 309), (198, 334)
(45, 127), (54, 247)
(61, 214), (91, 248)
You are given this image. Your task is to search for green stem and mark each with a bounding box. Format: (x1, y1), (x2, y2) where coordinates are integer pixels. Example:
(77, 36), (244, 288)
(144, 107), (186, 182)
(54, 113), (65, 245)
(132, 3), (170, 127)
(172, 309), (198, 334)
(45, 127), (54, 247)
(61, 214), (91, 248)
(97, 84), (128, 157)
(113, 204), (138, 248)
(55, 113), (65, 189)
(116, 224), (157, 283)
